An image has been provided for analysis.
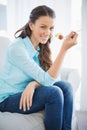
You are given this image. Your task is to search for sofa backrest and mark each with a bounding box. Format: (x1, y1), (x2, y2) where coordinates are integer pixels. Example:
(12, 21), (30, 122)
(0, 36), (11, 73)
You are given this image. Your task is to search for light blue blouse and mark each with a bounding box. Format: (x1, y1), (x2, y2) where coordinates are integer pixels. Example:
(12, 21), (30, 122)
(0, 36), (56, 102)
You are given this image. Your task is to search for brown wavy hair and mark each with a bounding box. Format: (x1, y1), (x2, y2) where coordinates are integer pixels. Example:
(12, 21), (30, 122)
(14, 5), (56, 71)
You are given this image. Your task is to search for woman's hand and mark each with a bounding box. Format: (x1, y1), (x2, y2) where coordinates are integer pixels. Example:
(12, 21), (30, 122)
(62, 31), (78, 51)
(19, 81), (40, 111)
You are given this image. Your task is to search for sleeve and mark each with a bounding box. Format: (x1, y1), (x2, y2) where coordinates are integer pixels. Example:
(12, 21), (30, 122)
(8, 45), (56, 86)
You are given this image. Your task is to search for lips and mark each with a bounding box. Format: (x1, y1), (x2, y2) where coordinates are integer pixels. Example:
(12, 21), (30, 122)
(41, 36), (49, 41)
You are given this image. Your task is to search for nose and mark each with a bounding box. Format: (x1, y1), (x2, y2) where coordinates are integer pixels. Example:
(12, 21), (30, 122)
(45, 29), (51, 36)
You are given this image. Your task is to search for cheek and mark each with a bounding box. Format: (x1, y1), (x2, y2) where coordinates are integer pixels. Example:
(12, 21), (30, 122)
(37, 29), (43, 34)
(34, 28), (41, 35)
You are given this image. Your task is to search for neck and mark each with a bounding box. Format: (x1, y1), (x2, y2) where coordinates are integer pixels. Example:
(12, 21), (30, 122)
(30, 36), (39, 50)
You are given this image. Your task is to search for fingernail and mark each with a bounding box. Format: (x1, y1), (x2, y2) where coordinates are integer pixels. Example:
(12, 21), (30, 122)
(24, 109), (26, 111)
(27, 106), (30, 110)
(19, 106), (22, 110)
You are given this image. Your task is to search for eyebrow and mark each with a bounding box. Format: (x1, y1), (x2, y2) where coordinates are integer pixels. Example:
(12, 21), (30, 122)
(40, 24), (54, 28)
(40, 24), (47, 26)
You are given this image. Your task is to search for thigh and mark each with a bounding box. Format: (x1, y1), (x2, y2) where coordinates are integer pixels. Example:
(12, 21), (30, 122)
(0, 86), (61, 114)
(0, 93), (22, 113)
(30, 86), (63, 113)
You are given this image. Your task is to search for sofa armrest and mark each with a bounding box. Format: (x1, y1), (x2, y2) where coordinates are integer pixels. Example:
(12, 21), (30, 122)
(0, 36), (11, 73)
(60, 68), (81, 94)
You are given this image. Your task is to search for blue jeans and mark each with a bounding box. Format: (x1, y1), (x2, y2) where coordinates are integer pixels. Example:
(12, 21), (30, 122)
(0, 81), (73, 130)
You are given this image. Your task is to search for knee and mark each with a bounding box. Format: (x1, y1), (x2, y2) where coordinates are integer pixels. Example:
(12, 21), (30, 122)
(64, 81), (73, 95)
(54, 81), (73, 96)
(47, 86), (64, 105)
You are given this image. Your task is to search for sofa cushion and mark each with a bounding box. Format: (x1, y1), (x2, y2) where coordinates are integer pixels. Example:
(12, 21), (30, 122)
(0, 111), (45, 130)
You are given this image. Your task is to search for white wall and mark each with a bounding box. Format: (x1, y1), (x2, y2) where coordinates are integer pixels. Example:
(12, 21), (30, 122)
(80, 0), (87, 111)
(6, 0), (71, 40)
(6, 0), (73, 66)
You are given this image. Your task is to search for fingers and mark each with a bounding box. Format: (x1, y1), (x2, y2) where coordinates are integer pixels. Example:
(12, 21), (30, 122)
(19, 93), (33, 111)
(73, 33), (78, 41)
(19, 94), (27, 111)
(71, 32), (78, 45)
(29, 94), (33, 107)
(27, 95), (30, 110)
(26, 94), (33, 110)
(68, 31), (78, 45)
(69, 31), (78, 39)
(19, 94), (23, 110)
(65, 31), (78, 39)
(23, 97), (26, 111)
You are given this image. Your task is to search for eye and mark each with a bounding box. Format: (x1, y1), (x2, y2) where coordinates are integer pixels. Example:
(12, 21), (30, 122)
(40, 26), (46, 29)
(50, 27), (54, 31)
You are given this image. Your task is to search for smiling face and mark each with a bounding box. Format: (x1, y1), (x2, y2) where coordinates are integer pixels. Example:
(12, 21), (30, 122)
(29, 16), (55, 49)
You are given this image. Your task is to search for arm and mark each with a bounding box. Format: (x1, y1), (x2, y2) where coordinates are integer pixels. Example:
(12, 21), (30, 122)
(8, 32), (78, 86)
(48, 32), (78, 78)
(8, 43), (56, 86)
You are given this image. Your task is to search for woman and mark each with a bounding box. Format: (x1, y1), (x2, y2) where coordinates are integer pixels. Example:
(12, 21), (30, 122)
(0, 5), (78, 130)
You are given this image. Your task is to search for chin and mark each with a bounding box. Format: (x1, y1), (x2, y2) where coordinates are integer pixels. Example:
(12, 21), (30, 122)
(40, 40), (48, 44)
(40, 42), (47, 45)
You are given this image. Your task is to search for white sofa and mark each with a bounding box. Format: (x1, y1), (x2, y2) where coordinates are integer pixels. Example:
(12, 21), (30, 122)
(0, 36), (80, 130)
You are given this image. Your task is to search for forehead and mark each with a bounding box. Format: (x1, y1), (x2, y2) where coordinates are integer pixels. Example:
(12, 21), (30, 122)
(35, 16), (55, 26)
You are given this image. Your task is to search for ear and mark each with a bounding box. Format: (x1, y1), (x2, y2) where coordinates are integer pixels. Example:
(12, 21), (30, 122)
(29, 22), (34, 31)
